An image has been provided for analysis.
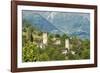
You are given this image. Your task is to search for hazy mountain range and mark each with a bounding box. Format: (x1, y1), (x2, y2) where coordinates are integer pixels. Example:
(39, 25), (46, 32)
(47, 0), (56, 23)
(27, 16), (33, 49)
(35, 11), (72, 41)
(22, 10), (90, 39)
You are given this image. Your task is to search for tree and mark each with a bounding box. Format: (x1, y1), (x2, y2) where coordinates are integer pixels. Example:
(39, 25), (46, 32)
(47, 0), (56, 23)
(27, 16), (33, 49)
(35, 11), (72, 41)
(55, 34), (60, 38)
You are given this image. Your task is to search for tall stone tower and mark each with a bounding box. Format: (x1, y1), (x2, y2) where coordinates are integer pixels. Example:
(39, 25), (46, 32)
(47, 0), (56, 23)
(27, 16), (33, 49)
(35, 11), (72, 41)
(43, 32), (47, 45)
(65, 39), (70, 50)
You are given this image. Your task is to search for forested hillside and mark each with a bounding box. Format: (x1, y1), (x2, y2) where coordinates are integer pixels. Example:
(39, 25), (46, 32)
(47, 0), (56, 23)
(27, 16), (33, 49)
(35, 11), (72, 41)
(22, 20), (90, 62)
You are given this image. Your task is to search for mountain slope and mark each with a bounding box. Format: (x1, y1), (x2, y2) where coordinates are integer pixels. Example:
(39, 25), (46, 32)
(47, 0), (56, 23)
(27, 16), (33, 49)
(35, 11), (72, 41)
(23, 13), (63, 34)
(22, 11), (90, 39)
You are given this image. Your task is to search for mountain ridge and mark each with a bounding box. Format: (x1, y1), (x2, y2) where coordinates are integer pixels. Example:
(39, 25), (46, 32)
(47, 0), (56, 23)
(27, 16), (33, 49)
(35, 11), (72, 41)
(22, 11), (90, 39)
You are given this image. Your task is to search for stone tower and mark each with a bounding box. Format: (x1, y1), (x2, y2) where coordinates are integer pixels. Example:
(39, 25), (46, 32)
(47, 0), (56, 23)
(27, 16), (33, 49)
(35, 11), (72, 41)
(43, 32), (47, 45)
(65, 39), (70, 50)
